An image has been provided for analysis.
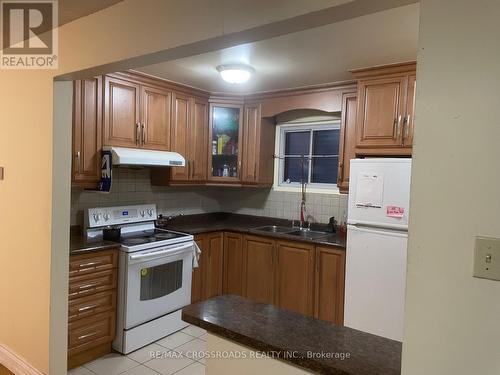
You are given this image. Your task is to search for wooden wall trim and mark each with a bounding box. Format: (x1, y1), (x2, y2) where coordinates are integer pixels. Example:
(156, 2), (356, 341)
(349, 61), (416, 79)
(0, 345), (44, 375)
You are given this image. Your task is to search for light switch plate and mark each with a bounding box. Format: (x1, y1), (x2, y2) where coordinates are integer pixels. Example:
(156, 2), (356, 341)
(473, 236), (500, 281)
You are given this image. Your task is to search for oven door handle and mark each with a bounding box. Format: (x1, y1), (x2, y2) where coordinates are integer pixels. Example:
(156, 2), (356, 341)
(129, 242), (193, 262)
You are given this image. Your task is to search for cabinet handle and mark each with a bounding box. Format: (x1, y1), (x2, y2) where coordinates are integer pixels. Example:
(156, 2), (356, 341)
(141, 123), (146, 145)
(135, 123), (140, 145)
(395, 115), (402, 139)
(78, 331), (99, 341)
(403, 115), (411, 139)
(337, 162), (343, 185)
(78, 261), (103, 268)
(75, 151), (81, 173)
(190, 160), (193, 179)
(78, 304), (99, 312)
(254, 162), (257, 180)
(79, 282), (99, 290)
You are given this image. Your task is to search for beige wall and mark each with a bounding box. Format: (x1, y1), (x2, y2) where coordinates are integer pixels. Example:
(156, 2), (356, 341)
(402, 1), (500, 374)
(1, 1), (380, 373)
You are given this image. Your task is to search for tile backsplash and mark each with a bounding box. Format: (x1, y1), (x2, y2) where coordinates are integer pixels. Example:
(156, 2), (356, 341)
(71, 168), (348, 226)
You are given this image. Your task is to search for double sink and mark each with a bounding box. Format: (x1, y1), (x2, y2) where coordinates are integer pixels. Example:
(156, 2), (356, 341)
(251, 225), (331, 240)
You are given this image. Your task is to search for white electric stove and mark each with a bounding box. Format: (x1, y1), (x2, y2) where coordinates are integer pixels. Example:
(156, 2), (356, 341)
(85, 204), (194, 354)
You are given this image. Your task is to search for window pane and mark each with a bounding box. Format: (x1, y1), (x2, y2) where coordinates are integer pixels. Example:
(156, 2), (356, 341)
(313, 129), (340, 155)
(284, 157), (309, 183)
(285, 131), (310, 156)
(311, 156), (338, 184)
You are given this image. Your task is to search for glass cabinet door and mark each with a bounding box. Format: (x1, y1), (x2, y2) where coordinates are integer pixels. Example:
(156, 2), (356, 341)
(209, 104), (243, 181)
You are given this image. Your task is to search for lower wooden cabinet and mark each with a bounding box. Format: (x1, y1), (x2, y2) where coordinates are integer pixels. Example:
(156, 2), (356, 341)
(275, 240), (315, 316)
(191, 232), (345, 325)
(314, 246), (346, 325)
(191, 233), (224, 302)
(242, 235), (276, 304)
(68, 248), (118, 369)
(223, 232), (244, 296)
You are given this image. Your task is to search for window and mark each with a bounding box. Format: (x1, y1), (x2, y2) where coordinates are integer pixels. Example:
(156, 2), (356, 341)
(276, 122), (340, 190)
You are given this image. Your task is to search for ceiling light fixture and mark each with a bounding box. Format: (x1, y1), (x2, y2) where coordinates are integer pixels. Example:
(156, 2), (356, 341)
(216, 64), (254, 84)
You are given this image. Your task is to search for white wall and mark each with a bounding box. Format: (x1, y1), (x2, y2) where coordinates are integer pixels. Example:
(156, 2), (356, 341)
(402, 1), (500, 374)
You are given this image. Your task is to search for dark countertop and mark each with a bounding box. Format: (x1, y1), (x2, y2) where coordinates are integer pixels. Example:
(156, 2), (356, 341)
(182, 295), (402, 375)
(162, 212), (346, 248)
(69, 212), (345, 254)
(70, 234), (119, 255)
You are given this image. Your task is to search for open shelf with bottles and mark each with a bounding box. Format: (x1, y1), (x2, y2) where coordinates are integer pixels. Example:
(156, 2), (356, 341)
(208, 102), (243, 182)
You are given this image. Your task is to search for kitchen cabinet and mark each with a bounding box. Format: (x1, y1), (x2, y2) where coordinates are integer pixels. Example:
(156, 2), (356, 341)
(223, 232), (244, 296)
(241, 102), (276, 186)
(337, 91), (357, 193)
(314, 246), (345, 325)
(207, 102), (244, 184)
(191, 232), (224, 302)
(351, 62), (416, 155)
(170, 92), (191, 181)
(72, 77), (102, 188)
(189, 97), (209, 181)
(275, 240), (315, 316)
(103, 74), (172, 151)
(203, 232), (224, 299)
(67, 248), (118, 369)
(242, 235), (276, 304)
(103, 75), (141, 148)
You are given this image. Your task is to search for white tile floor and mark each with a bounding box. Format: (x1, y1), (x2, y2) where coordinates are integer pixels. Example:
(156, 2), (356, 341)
(68, 325), (207, 375)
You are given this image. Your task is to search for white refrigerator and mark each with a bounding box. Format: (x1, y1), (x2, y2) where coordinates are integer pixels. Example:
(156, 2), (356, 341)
(344, 158), (411, 341)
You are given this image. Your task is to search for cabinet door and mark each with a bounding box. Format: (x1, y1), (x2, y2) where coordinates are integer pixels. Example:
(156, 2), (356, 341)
(72, 77), (102, 187)
(103, 76), (141, 148)
(203, 232), (224, 299)
(314, 246), (345, 325)
(355, 76), (407, 148)
(170, 92), (190, 181)
(191, 235), (206, 303)
(403, 74), (416, 147)
(141, 85), (171, 151)
(242, 235), (275, 304)
(337, 92), (357, 193)
(241, 103), (260, 183)
(223, 232), (244, 296)
(275, 241), (315, 316)
(189, 98), (208, 181)
(208, 103), (243, 183)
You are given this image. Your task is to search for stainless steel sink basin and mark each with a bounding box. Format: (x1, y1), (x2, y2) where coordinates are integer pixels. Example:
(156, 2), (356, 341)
(251, 225), (295, 234)
(288, 229), (330, 239)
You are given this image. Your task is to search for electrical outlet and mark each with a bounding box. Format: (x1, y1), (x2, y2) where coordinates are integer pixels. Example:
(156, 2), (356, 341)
(473, 236), (500, 281)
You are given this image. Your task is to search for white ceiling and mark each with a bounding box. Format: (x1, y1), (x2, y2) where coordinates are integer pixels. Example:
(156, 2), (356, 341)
(136, 3), (419, 94)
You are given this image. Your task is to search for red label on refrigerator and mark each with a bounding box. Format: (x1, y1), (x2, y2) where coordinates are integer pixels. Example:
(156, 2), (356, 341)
(386, 206), (405, 218)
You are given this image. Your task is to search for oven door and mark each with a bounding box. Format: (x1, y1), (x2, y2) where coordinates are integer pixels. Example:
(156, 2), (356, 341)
(125, 241), (193, 329)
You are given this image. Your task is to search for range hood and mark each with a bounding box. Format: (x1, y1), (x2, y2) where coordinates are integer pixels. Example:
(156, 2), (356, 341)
(103, 146), (185, 167)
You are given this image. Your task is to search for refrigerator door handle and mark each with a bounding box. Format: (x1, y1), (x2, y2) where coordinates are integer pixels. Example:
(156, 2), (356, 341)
(347, 224), (408, 237)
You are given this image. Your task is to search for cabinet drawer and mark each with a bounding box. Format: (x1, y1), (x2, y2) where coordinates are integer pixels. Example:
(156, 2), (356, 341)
(68, 311), (115, 354)
(69, 250), (117, 277)
(68, 290), (116, 323)
(69, 269), (117, 300)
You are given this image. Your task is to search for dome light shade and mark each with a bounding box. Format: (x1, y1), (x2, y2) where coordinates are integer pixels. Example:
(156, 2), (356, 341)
(216, 64), (254, 84)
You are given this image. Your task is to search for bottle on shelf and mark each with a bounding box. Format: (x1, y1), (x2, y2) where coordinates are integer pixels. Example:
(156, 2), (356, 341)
(212, 141), (217, 155)
(222, 163), (229, 177)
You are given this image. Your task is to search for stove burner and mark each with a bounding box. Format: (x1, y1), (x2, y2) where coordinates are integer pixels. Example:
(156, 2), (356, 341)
(121, 238), (150, 245)
(154, 233), (178, 240)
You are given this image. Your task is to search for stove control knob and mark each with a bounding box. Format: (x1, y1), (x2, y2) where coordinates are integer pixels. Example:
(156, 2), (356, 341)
(140, 211), (145, 218)
(147, 209), (154, 217)
(92, 213), (101, 223)
(103, 213), (110, 221)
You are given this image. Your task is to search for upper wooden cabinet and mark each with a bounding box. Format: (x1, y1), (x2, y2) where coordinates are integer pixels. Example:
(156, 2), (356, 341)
(72, 77), (102, 188)
(337, 91), (357, 193)
(351, 62), (416, 155)
(103, 74), (172, 151)
(190, 98), (209, 181)
(170, 92), (191, 181)
(275, 240), (315, 316)
(141, 85), (172, 150)
(103, 75), (141, 148)
(241, 102), (276, 186)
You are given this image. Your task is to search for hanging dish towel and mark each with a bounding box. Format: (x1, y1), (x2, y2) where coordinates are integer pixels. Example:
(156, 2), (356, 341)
(98, 149), (113, 192)
(192, 241), (202, 268)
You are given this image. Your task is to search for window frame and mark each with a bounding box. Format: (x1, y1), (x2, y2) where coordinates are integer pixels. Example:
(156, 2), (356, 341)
(274, 120), (341, 193)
